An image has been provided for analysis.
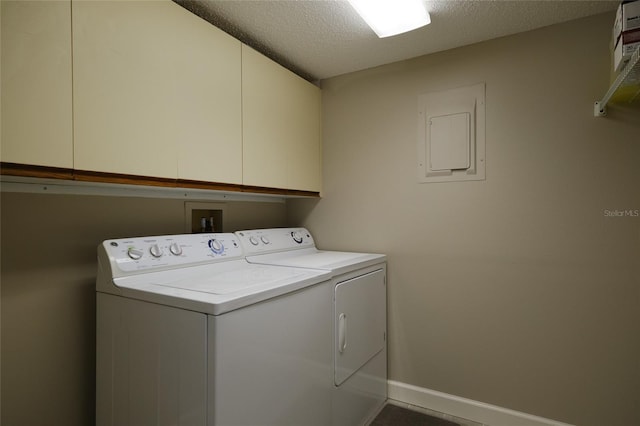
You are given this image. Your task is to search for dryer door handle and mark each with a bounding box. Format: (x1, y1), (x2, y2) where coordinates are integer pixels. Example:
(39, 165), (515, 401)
(338, 313), (347, 353)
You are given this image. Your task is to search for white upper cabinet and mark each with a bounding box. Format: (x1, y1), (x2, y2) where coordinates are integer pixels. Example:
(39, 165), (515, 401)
(72, 0), (242, 183)
(1, 0), (73, 168)
(242, 46), (322, 192)
(3, 0), (320, 193)
(286, 72), (322, 193)
(172, 6), (242, 184)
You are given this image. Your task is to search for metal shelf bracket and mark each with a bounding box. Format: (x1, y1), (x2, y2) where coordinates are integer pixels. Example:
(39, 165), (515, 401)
(595, 46), (640, 117)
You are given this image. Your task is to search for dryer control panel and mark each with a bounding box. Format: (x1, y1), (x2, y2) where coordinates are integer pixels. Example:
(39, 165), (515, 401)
(100, 233), (243, 275)
(235, 228), (315, 255)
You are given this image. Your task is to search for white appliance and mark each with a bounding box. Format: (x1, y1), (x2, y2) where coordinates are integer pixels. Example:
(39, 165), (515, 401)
(96, 232), (333, 426)
(235, 227), (387, 426)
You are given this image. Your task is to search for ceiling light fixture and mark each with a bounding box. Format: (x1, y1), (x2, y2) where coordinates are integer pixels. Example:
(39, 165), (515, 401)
(347, 0), (431, 38)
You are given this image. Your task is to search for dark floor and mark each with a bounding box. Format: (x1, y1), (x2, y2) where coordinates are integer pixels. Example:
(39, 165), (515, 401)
(370, 404), (460, 426)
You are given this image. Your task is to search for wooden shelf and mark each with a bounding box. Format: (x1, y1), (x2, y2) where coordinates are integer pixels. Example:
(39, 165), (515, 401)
(0, 162), (320, 200)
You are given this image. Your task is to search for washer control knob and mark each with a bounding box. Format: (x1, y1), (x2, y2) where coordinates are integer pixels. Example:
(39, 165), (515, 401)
(291, 231), (303, 244)
(261, 236), (270, 245)
(169, 242), (182, 256)
(149, 244), (163, 258)
(249, 236), (259, 246)
(127, 247), (144, 260)
(209, 239), (224, 254)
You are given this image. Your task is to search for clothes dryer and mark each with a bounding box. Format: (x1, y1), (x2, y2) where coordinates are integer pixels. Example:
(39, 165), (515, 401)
(96, 232), (333, 426)
(235, 227), (387, 426)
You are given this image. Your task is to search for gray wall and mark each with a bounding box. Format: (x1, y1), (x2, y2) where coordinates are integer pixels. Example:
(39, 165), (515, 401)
(0, 192), (286, 425)
(289, 12), (640, 426)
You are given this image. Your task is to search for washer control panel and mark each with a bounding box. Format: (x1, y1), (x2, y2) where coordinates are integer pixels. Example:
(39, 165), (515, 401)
(235, 228), (315, 254)
(102, 233), (243, 273)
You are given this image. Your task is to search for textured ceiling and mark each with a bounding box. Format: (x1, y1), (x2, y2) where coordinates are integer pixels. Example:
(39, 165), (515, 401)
(176, 0), (618, 82)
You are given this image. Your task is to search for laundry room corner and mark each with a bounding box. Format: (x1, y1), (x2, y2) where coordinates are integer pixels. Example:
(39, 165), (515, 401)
(287, 11), (640, 426)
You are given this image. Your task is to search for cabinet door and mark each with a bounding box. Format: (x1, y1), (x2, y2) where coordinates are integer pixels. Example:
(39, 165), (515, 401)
(242, 46), (322, 192)
(287, 73), (322, 192)
(1, 0), (73, 168)
(73, 0), (242, 182)
(334, 269), (386, 386)
(73, 0), (177, 178)
(173, 5), (242, 184)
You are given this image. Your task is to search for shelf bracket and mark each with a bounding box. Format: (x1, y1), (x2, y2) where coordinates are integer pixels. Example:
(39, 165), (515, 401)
(595, 46), (640, 117)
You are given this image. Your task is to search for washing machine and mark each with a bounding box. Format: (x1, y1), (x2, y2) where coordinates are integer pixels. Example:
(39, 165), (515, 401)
(96, 232), (333, 426)
(235, 228), (387, 426)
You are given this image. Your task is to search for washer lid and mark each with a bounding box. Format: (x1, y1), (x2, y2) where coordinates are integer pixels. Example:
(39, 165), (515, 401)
(112, 259), (330, 315)
(152, 262), (319, 295)
(246, 248), (386, 276)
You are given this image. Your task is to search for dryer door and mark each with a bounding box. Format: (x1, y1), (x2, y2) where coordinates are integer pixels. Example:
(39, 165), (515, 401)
(334, 268), (386, 386)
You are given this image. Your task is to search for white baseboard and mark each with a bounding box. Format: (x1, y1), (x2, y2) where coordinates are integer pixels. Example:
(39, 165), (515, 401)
(387, 380), (575, 426)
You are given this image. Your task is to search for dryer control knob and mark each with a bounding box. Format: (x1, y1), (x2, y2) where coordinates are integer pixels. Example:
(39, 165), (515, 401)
(249, 236), (259, 246)
(209, 239), (224, 254)
(261, 236), (270, 245)
(127, 247), (143, 260)
(291, 231), (303, 244)
(150, 244), (163, 258)
(169, 242), (182, 256)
